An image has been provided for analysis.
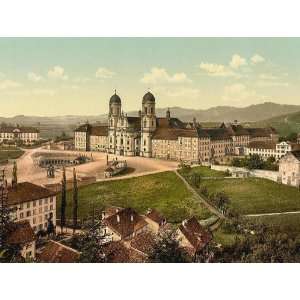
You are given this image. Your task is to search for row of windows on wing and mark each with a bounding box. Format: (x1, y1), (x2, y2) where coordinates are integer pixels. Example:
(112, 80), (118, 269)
(110, 119), (155, 128)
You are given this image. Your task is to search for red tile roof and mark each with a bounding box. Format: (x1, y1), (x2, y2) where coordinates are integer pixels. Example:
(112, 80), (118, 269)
(6, 221), (35, 245)
(38, 240), (80, 263)
(7, 182), (57, 206)
(104, 208), (148, 239)
(103, 241), (145, 263)
(146, 208), (166, 226)
(178, 217), (212, 252)
(130, 232), (156, 255)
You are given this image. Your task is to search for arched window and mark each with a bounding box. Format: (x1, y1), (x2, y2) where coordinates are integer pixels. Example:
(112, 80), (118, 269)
(144, 120), (147, 128)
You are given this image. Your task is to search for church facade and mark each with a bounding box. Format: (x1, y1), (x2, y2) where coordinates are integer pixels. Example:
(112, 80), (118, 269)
(74, 91), (279, 163)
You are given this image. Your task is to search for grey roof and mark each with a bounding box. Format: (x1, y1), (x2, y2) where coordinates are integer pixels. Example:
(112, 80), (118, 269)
(291, 150), (300, 161)
(109, 93), (121, 105)
(142, 92), (155, 104)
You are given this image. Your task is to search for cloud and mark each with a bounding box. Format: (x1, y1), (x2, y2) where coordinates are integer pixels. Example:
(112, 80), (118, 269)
(257, 73), (289, 87)
(161, 87), (200, 98)
(141, 67), (191, 84)
(251, 54), (265, 64)
(48, 65), (68, 80)
(199, 63), (235, 77)
(0, 80), (22, 90)
(27, 72), (43, 82)
(95, 67), (115, 79)
(229, 54), (247, 69)
(222, 83), (258, 105)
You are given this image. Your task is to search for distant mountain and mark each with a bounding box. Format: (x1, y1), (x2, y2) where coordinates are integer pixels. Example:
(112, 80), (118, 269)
(130, 102), (300, 122)
(253, 110), (300, 137)
(1, 102), (300, 138)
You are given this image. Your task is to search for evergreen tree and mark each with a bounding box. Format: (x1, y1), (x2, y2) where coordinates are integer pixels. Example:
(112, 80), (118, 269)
(60, 167), (67, 233)
(72, 168), (78, 234)
(11, 161), (17, 189)
(0, 170), (20, 262)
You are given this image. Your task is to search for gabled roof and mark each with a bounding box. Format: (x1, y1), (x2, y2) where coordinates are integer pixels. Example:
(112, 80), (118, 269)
(246, 127), (277, 137)
(247, 141), (276, 150)
(74, 123), (91, 132)
(104, 207), (148, 239)
(6, 221), (35, 245)
(0, 126), (39, 133)
(146, 208), (166, 226)
(290, 150), (300, 161)
(7, 182), (57, 206)
(178, 217), (212, 252)
(102, 241), (145, 263)
(202, 128), (232, 140)
(39, 240), (80, 263)
(130, 232), (156, 256)
(90, 125), (108, 136)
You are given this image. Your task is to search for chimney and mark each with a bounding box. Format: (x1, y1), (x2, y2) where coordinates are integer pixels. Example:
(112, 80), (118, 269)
(130, 214), (134, 222)
(182, 220), (187, 227)
(117, 214), (120, 223)
(166, 108), (171, 121)
(101, 211), (105, 220)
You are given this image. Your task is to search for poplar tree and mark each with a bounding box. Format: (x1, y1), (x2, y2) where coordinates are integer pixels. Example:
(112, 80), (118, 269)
(60, 166), (67, 233)
(72, 168), (78, 234)
(11, 161), (17, 189)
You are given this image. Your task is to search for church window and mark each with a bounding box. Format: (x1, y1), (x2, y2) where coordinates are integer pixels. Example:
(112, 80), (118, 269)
(144, 120), (147, 127)
(144, 140), (146, 146)
(150, 107), (153, 114)
(121, 138), (123, 145)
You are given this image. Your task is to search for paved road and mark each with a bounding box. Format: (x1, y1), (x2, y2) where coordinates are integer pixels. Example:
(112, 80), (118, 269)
(174, 170), (225, 219)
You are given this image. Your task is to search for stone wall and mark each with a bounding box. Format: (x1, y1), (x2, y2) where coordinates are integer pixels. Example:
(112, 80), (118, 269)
(211, 165), (280, 182)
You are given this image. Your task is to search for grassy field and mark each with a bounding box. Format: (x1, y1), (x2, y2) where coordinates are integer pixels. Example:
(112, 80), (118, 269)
(189, 166), (227, 178)
(0, 149), (25, 162)
(249, 214), (300, 236)
(58, 171), (212, 223)
(200, 178), (300, 215)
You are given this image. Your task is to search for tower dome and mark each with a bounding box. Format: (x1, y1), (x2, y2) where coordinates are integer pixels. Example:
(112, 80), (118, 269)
(142, 91), (155, 104)
(109, 91), (121, 105)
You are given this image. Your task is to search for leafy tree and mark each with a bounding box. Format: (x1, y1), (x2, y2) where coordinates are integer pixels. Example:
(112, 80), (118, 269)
(190, 172), (201, 188)
(72, 168), (78, 234)
(247, 154), (264, 170)
(60, 166), (67, 233)
(0, 171), (21, 262)
(68, 218), (109, 263)
(149, 229), (188, 263)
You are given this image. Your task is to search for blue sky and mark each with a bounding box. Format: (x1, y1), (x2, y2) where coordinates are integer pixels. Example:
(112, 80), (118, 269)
(0, 38), (299, 116)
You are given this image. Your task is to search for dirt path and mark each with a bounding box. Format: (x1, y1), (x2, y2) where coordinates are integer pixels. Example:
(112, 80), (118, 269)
(245, 211), (300, 217)
(174, 170), (225, 219)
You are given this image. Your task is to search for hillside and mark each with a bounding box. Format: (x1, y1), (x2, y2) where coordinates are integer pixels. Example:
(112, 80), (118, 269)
(1, 102), (300, 139)
(254, 110), (300, 137)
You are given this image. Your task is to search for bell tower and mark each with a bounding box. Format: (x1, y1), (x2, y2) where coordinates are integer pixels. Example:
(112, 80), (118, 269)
(140, 91), (156, 157)
(108, 90), (122, 153)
